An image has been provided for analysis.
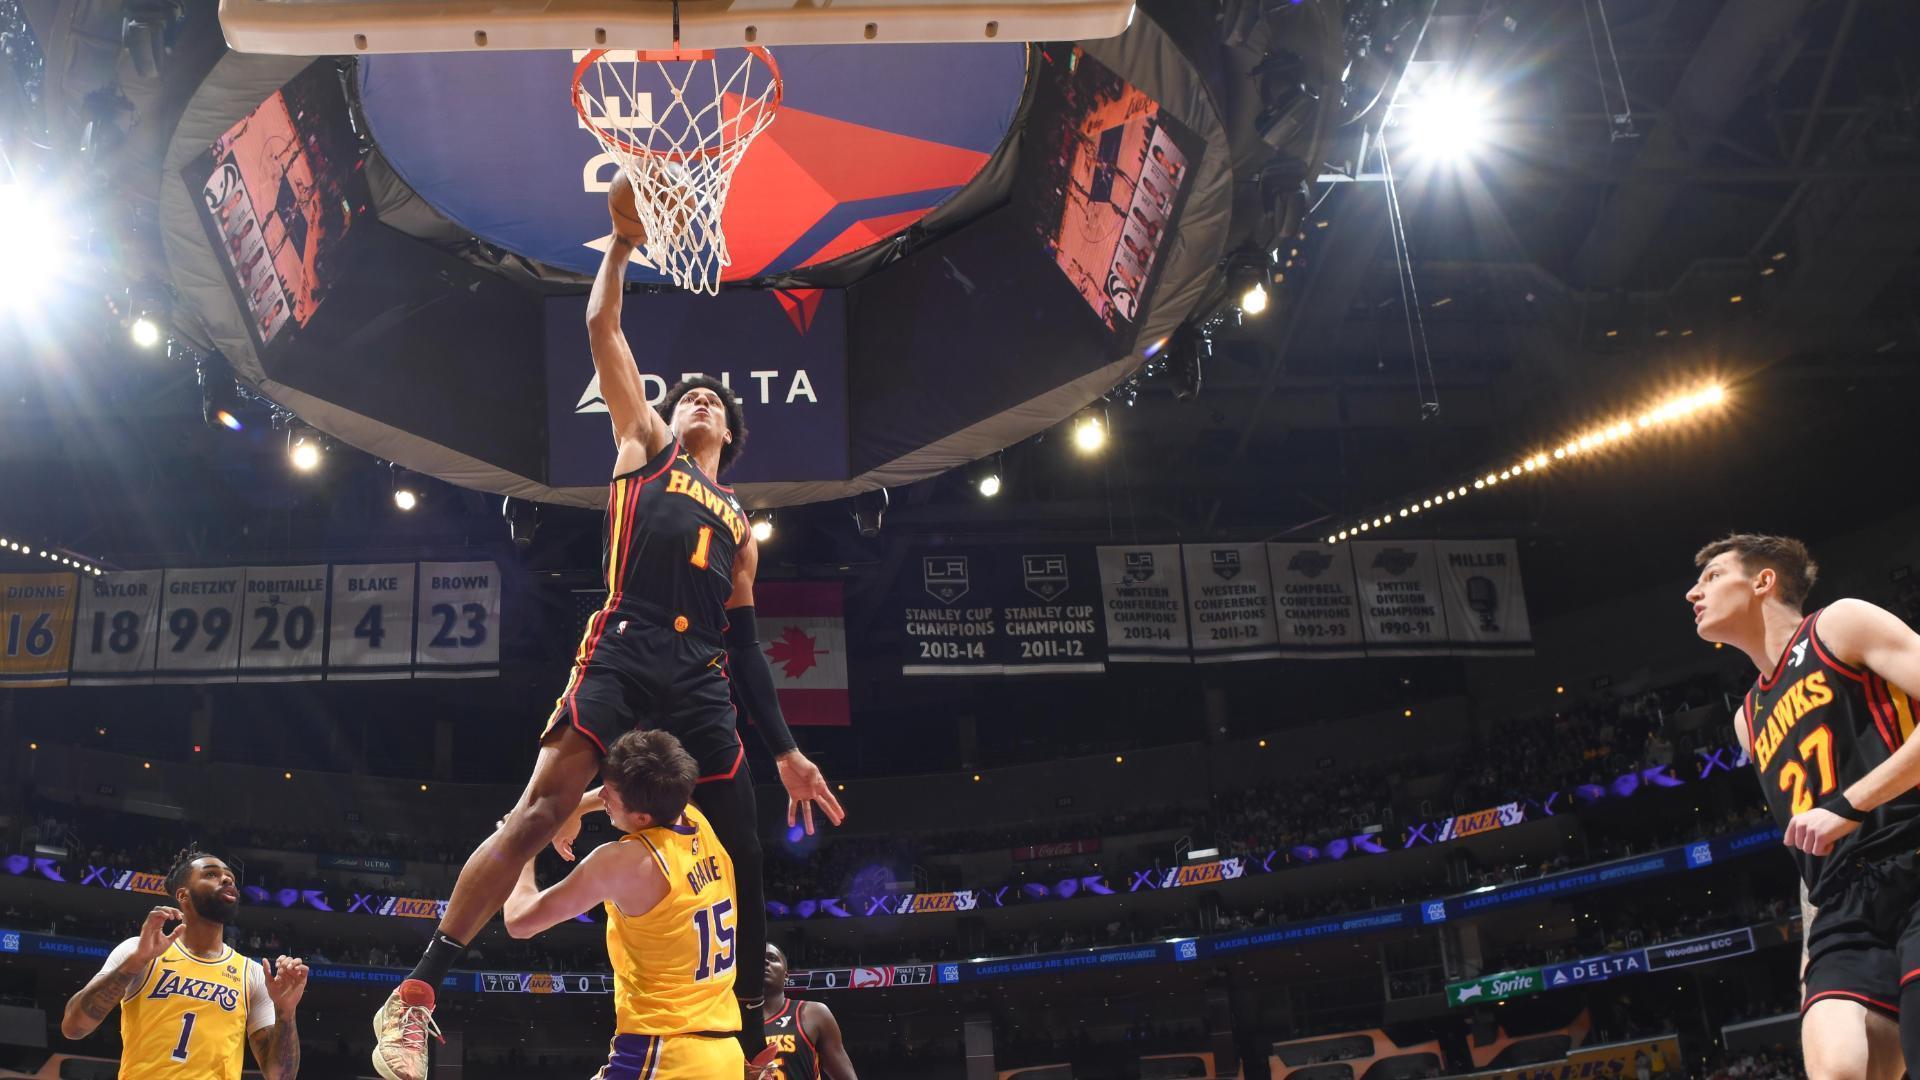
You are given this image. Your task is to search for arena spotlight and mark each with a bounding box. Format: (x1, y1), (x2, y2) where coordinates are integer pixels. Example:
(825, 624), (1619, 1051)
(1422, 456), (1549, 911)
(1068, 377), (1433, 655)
(287, 425), (325, 472)
(1230, 259), (1269, 317)
(1397, 81), (1493, 162)
(851, 488), (889, 539)
(971, 453), (1003, 498)
(502, 497), (541, 548)
(129, 316), (162, 349)
(1071, 408), (1107, 454)
(0, 184), (61, 311)
(1325, 382), (1728, 543)
(195, 356), (244, 431)
(390, 465), (423, 511)
(750, 512), (774, 543)
(1164, 324), (1208, 403)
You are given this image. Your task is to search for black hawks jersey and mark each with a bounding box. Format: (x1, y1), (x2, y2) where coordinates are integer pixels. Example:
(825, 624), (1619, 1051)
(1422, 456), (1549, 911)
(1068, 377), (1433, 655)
(601, 439), (746, 638)
(1745, 606), (1920, 902)
(763, 1000), (820, 1080)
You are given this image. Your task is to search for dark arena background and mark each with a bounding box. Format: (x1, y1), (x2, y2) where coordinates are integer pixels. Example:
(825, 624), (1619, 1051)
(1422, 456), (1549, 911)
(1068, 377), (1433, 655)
(3, 0), (1920, 1077)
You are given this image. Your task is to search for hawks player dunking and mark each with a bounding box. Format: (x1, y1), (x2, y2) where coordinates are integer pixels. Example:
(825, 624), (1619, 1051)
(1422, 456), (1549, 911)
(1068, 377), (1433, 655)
(1690, 534), (1920, 1078)
(761, 945), (858, 1080)
(371, 172), (844, 1080)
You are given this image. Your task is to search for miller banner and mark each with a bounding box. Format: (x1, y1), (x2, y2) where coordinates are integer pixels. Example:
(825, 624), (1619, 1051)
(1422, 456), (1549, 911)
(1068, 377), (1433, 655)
(1432, 540), (1533, 655)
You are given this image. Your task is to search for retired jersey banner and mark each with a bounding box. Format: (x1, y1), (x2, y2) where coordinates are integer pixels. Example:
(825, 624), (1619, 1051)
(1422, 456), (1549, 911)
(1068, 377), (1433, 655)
(902, 549), (1001, 676)
(998, 548), (1103, 675)
(1180, 544), (1280, 662)
(327, 564), (417, 679)
(70, 571), (164, 685)
(1095, 545), (1191, 663)
(238, 565), (328, 682)
(414, 561), (500, 677)
(1433, 539), (1533, 654)
(154, 568), (246, 682)
(1266, 543), (1366, 658)
(753, 582), (849, 726)
(1348, 542), (1452, 656)
(0, 573), (78, 687)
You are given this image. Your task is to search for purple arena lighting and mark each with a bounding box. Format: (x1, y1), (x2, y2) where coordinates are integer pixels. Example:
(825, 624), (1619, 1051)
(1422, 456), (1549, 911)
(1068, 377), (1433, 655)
(2, 855), (28, 876)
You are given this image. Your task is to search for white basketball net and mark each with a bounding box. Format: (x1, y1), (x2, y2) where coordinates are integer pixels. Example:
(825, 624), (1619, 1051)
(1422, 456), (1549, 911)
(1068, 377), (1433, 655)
(573, 48), (781, 295)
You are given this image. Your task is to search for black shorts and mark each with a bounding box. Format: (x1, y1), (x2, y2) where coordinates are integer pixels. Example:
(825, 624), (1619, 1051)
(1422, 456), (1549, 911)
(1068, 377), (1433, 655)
(542, 606), (744, 781)
(1803, 853), (1920, 1019)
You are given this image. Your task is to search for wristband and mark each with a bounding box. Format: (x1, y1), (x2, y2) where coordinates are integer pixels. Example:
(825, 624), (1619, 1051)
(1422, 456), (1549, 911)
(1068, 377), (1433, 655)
(1820, 792), (1868, 823)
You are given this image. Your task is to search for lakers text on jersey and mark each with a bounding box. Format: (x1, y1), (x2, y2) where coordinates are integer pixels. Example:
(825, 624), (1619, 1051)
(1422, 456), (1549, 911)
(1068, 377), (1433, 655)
(119, 942), (256, 1080)
(1747, 607), (1920, 902)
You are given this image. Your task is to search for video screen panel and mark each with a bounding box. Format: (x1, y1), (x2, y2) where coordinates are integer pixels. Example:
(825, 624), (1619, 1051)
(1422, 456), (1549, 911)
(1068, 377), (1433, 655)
(1022, 46), (1203, 343)
(183, 61), (373, 353)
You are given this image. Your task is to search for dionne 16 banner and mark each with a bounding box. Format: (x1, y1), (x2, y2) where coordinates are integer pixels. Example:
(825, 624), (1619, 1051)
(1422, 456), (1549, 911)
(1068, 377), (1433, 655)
(4, 561), (500, 686)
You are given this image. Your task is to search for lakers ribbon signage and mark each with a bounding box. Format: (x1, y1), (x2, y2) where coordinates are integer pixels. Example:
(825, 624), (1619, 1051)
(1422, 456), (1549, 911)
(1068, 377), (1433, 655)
(1266, 543), (1366, 658)
(5, 561), (499, 686)
(1096, 545), (1191, 663)
(1434, 802), (1526, 843)
(1182, 544), (1280, 662)
(1148, 858), (1246, 890)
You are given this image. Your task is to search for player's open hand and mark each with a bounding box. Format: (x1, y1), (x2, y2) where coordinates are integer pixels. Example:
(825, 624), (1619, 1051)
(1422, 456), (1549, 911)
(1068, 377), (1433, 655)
(745, 1043), (781, 1080)
(133, 906), (186, 962)
(551, 813), (584, 862)
(1782, 806), (1860, 857)
(776, 750), (845, 836)
(264, 955), (309, 1013)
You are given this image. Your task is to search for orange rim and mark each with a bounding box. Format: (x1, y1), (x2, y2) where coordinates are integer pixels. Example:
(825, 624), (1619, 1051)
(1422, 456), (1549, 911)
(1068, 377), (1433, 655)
(570, 46), (783, 163)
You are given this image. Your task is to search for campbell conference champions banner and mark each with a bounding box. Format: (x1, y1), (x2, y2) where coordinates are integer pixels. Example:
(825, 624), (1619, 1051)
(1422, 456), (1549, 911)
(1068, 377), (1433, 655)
(900, 549), (1104, 676)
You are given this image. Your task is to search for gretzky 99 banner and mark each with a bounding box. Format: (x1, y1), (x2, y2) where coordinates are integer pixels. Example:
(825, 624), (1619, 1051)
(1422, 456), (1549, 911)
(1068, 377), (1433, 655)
(4, 561), (500, 686)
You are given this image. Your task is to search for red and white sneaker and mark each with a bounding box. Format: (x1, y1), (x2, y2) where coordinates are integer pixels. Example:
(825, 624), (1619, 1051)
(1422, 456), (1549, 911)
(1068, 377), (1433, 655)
(371, 979), (442, 1080)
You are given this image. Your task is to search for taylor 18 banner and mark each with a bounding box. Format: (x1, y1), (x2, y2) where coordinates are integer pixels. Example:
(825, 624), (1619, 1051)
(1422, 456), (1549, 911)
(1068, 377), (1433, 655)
(752, 582), (849, 726)
(71, 571), (165, 685)
(1181, 543), (1280, 662)
(1096, 545), (1191, 663)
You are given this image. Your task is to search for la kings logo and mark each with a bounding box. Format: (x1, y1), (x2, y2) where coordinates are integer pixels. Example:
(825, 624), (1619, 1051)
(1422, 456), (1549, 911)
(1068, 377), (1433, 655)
(923, 556), (970, 605)
(1023, 555), (1069, 601)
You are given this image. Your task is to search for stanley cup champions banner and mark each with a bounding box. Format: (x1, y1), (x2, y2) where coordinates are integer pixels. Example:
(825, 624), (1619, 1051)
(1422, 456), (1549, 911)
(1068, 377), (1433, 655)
(1432, 540), (1533, 655)
(898, 549), (1105, 676)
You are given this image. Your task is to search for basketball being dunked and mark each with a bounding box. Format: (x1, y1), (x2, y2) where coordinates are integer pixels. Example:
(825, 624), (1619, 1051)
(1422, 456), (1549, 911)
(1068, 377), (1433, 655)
(1689, 534), (1920, 1079)
(370, 171), (846, 1080)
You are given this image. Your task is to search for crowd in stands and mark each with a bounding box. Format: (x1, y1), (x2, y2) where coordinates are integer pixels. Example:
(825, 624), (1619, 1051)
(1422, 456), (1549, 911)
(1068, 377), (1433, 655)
(1706, 1049), (1808, 1080)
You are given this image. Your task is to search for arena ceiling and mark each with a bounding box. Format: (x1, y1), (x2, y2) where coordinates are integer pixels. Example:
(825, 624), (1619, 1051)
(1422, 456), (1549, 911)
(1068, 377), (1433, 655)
(1, 0), (1917, 624)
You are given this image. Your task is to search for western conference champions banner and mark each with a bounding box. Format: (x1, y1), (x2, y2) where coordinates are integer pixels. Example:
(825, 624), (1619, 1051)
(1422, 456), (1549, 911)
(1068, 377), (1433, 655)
(6, 561), (499, 686)
(900, 548), (1104, 676)
(1181, 543), (1280, 662)
(1096, 544), (1191, 663)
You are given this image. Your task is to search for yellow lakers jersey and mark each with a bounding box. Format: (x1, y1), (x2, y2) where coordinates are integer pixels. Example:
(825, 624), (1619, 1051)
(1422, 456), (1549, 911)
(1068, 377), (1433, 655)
(119, 941), (255, 1080)
(607, 803), (741, 1036)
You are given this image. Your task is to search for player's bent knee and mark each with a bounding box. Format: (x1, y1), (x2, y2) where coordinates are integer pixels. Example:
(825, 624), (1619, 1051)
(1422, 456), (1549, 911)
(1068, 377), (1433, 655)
(1803, 1001), (1876, 1080)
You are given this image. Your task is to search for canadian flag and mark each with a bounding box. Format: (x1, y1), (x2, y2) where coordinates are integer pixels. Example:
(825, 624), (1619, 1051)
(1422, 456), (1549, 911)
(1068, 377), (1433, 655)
(749, 582), (849, 727)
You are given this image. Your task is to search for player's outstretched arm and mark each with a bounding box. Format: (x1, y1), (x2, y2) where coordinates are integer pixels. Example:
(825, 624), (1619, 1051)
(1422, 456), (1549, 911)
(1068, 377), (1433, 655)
(61, 907), (182, 1040)
(588, 173), (674, 475)
(247, 955), (307, 1080)
(808, 1000), (860, 1080)
(724, 537), (845, 835)
(552, 785), (609, 862)
(505, 825), (666, 938)
(1783, 598), (1920, 855)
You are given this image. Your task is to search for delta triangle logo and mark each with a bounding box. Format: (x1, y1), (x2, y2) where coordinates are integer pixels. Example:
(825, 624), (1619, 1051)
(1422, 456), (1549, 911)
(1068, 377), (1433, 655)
(772, 289), (824, 335)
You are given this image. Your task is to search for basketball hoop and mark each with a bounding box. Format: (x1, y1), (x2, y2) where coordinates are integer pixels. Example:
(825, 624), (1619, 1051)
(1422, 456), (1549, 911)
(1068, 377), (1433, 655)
(572, 47), (782, 295)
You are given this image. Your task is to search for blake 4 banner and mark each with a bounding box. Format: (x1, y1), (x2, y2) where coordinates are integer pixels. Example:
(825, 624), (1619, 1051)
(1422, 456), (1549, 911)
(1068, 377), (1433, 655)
(752, 582), (849, 727)
(1348, 541), (1452, 656)
(1095, 545), (1191, 663)
(1181, 543), (1280, 662)
(1266, 543), (1366, 658)
(70, 571), (165, 686)
(1432, 540), (1533, 654)
(327, 564), (417, 679)
(0, 573), (78, 688)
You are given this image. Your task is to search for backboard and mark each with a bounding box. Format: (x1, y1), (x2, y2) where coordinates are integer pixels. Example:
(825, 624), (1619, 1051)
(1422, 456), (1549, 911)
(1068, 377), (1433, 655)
(218, 0), (1136, 55)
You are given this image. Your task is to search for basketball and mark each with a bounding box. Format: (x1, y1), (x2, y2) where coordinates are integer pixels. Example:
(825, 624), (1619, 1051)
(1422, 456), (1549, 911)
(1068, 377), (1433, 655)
(607, 171), (648, 245)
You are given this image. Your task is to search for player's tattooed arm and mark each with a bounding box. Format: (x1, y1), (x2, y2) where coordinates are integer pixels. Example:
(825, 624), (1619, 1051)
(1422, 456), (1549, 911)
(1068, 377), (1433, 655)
(249, 1015), (300, 1079)
(61, 907), (183, 1039)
